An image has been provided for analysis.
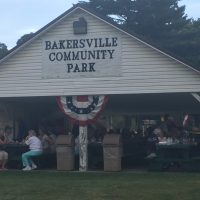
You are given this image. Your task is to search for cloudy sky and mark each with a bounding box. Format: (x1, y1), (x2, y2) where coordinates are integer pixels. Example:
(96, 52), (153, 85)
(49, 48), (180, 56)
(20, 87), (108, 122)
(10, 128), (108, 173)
(0, 0), (199, 49)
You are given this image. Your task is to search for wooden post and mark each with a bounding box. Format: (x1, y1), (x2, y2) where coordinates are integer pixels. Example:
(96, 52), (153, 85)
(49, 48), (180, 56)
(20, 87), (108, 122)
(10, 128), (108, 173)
(79, 126), (88, 171)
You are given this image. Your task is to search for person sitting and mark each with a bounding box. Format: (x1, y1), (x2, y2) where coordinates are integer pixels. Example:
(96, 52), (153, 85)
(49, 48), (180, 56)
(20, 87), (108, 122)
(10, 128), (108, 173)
(4, 125), (14, 143)
(160, 114), (181, 140)
(22, 130), (42, 171)
(46, 129), (57, 153)
(38, 128), (56, 154)
(154, 128), (166, 143)
(146, 127), (159, 159)
(0, 129), (8, 170)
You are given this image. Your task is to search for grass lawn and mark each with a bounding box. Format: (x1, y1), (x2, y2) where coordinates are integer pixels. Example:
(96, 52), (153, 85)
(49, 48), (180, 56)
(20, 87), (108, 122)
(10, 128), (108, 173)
(0, 171), (200, 200)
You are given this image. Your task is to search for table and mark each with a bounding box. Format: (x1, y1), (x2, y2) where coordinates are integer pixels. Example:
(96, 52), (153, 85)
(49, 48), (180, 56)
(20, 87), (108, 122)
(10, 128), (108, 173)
(157, 143), (193, 161)
(0, 144), (28, 169)
(149, 143), (199, 171)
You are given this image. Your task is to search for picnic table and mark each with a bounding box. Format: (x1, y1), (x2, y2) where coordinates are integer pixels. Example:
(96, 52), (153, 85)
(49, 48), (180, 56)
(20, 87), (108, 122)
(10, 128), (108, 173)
(0, 143), (28, 169)
(148, 142), (200, 171)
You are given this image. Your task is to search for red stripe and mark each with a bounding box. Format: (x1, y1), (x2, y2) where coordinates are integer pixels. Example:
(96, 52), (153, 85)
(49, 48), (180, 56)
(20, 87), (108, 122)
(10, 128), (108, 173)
(76, 95), (88, 102)
(56, 95), (109, 125)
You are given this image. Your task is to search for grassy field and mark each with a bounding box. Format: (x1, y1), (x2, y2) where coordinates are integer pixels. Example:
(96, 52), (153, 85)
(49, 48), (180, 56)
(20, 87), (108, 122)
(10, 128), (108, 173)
(0, 171), (200, 200)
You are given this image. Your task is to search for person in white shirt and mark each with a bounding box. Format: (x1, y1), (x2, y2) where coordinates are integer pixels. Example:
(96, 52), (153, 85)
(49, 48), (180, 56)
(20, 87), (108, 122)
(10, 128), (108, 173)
(22, 130), (43, 171)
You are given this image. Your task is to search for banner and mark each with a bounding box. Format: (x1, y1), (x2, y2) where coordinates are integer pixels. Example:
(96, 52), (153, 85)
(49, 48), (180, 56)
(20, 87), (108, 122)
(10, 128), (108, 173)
(57, 95), (108, 125)
(42, 34), (121, 79)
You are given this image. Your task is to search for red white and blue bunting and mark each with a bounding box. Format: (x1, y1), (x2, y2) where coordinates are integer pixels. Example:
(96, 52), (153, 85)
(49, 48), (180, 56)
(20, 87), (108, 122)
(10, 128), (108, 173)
(57, 95), (108, 125)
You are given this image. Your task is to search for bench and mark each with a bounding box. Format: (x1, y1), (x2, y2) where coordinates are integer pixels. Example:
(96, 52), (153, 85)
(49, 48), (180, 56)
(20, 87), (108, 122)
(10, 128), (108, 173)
(32, 153), (56, 169)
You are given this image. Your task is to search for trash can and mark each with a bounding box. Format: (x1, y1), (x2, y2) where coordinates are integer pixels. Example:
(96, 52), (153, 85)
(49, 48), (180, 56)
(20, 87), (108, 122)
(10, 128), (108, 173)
(56, 135), (75, 171)
(103, 134), (122, 171)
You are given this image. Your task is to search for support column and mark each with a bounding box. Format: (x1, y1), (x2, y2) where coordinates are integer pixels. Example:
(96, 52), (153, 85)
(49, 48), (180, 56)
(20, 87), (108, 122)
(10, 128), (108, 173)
(191, 93), (200, 103)
(79, 126), (88, 171)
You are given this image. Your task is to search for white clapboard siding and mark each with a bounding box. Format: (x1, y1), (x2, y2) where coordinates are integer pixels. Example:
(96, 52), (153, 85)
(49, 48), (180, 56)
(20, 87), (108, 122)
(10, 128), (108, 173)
(0, 7), (200, 98)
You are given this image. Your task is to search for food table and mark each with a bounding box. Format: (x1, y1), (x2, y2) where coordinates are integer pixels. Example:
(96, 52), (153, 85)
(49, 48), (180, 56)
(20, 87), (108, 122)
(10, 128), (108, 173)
(148, 142), (200, 171)
(0, 143), (28, 169)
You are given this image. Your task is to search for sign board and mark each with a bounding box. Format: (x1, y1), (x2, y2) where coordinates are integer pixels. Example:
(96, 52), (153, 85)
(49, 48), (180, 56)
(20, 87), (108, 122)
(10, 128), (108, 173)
(42, 34), (122, 78)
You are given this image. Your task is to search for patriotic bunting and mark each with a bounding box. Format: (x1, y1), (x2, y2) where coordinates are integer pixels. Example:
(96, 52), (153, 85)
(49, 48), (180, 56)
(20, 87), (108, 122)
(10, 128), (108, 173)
(57, 95), (108, 125)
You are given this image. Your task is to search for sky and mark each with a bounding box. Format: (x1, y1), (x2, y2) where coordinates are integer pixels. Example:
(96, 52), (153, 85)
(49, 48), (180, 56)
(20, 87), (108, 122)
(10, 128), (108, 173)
(0, 0), (199, 49)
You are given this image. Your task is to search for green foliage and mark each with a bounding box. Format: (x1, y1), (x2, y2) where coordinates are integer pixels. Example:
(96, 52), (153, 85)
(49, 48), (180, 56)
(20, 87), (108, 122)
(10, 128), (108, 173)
(132, 0), (187, 37)
(16, 32), (34, 46)
(79, 0), (200, 68)
(166, 19), (200, 67)
(81, 0), (188, 37)
(0, 42), (8, 60)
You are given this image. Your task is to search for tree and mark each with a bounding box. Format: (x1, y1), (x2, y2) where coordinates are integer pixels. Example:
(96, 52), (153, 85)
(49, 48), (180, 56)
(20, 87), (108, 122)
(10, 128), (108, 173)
(80, 0), (188, 39)
(80, 0), (200, 68)
(166, 19), (200, 67)
(133, 0), (188, 42)
(16, 32), (34, 46)
(0, 43), (8, 60)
